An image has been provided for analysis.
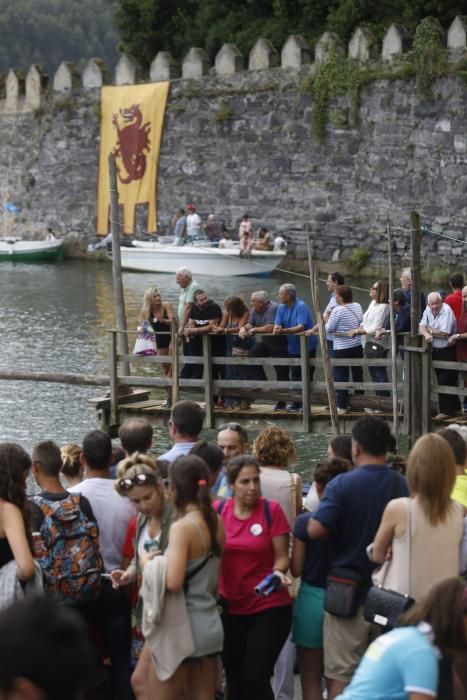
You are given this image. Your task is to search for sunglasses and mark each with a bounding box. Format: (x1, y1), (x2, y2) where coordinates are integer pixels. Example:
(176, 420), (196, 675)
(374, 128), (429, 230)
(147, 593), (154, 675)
(118, 473), (157, 491)
(219, 422), (248, 440)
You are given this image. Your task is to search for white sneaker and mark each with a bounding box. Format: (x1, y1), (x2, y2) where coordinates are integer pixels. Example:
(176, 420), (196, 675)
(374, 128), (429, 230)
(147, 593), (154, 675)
(337, 408), (347, 416)
(364, 407), (374, 414)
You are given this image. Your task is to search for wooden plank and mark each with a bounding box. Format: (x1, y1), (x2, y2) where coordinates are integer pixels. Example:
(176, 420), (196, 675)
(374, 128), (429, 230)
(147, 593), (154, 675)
(109, 331), (118, 427)
(300, 334), (311, 431)
(203, 334), (214, 428)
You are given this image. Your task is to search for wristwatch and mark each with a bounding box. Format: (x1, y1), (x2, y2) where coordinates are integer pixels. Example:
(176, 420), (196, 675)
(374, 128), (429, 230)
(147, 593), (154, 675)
(456, 333), (461, 340)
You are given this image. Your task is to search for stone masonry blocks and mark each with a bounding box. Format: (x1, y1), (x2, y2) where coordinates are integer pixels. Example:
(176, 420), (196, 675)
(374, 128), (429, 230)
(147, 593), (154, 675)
(182, 48), (211, 79)
(281, 35), (311, 69)
(249, 38), (280, 70)
(215, 44), (244, 76)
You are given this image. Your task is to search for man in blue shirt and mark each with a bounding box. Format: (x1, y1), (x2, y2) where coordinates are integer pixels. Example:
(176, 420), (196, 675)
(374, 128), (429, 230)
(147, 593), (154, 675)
(307, 416), (408, 700)
(273, 283), (317, 412)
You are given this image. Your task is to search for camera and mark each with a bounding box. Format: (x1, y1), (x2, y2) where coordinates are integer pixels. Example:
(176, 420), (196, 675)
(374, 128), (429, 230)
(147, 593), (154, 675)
(254, 572), (281, 596)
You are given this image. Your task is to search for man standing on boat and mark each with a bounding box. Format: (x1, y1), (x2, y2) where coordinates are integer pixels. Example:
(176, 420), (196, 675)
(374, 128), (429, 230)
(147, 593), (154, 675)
(273, 283), (317, 413)
(185, 204), (202, 241)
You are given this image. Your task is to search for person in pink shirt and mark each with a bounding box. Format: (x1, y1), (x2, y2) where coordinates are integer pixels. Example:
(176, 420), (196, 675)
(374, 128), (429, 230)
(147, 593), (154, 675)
(444, 272), (464, 321)
(215, 455), (292, 700)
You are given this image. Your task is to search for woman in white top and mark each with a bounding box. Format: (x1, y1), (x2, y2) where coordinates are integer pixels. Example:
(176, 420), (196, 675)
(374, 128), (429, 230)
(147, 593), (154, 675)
(349, 280), (390, 409)
(371, 432), (464, 602)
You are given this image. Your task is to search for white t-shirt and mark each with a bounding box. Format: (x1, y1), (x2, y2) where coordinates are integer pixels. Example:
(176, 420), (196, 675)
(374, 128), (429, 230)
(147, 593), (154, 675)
(69, 477), (136, 572)
(186, 213), (201, 239)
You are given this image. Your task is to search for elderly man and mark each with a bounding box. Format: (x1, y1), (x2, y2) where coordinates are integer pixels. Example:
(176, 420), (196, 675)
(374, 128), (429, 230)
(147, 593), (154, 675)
(176, 266), (201, 335)
(273, 283), (317, 413)
(419, 291), (461, 418)
(239, 290), (288, 408)
(400, 266), (426, 312)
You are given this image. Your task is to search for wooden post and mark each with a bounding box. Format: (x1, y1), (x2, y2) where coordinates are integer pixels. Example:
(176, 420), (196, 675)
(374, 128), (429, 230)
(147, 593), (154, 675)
(203, 334), (214, 428)
(109, 331), (118, 427)
(108, 154), (130, 378)
(171, 319), (180, 405)
(306, 234), (339, 435)
(409, 211), (423, 442)
(421, 347), (432, 433)
(300, 334), (311, 431)
(386, 218), (399, 445)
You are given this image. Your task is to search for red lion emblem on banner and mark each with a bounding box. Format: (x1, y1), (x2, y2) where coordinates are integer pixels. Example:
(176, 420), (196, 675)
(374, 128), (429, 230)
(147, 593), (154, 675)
(112, 104), (151, 184)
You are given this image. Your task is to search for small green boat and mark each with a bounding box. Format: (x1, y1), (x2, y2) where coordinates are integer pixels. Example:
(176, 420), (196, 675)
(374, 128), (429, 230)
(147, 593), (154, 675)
(0, 237), (63, 262)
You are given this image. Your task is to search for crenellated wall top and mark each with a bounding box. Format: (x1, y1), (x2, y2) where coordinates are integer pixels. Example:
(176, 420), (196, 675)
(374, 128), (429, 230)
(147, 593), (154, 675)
(1, 15), (467, 113)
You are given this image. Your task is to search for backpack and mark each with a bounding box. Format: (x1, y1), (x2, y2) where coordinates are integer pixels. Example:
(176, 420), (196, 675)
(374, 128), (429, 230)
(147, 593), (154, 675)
(31, 494), (104, 604)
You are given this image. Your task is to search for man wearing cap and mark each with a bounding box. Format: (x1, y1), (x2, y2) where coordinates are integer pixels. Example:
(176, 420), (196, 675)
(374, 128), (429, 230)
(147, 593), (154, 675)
(186, 204), (202, 241)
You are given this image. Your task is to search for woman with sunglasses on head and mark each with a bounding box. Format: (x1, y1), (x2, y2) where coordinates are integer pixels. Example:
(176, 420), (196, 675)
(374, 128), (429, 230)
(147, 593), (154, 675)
(138, 287), (174, 376)
(215, 454), (292, 700)
(111, 453), (176, 699)
(144, 454), (225, 699)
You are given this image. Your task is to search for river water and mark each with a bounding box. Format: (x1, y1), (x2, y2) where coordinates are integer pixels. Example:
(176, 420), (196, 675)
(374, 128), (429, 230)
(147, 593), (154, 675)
(0, 259), (372, 477)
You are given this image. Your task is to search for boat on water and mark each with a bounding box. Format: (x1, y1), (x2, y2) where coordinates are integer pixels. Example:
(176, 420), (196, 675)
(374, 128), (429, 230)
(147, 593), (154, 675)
(118, 240), (286, 277)
(0, 237), (64, 262)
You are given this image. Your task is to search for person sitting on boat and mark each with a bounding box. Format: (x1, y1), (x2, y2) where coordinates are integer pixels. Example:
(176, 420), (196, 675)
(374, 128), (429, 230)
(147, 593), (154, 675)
(186, 204), (202, 241)
(255, 227), (274, 251)
(238, 213), (256, 257)
(45, 227), (56, 241)
(219, 231), (234, 248)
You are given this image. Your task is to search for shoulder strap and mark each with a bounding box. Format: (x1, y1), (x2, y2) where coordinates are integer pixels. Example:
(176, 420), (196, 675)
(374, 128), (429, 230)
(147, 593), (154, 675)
(216, 499), (226, 515)
(264, 498), (272, 528)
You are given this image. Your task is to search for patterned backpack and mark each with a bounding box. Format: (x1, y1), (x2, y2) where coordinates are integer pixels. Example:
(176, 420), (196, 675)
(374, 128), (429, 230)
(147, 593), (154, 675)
(31, 494), (104, 604)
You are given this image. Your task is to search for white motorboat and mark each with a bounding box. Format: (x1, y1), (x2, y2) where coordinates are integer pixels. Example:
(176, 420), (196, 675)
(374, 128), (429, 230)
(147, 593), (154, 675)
(118, 240), (286, 277)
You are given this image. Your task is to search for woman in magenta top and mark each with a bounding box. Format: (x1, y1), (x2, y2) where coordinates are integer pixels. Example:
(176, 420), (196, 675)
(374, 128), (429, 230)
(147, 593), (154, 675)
(215, 454), (292, 700)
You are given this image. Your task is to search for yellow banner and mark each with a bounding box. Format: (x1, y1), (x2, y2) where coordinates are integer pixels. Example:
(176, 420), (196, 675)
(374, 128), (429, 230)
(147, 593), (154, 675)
(97, 82), (169, 235)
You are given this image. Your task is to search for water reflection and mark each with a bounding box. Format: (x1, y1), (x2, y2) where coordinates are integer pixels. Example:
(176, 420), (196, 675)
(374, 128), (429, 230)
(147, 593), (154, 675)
(0, 260), (371, 471)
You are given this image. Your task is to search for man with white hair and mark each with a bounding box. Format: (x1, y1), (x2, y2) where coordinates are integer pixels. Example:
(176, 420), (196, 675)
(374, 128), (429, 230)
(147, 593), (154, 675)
(400, 266), (426, 311)
(239, 290), (288, 409)
(273, 283), (317, 412)
(175, 266), (201, 336)
(419, 291), (461, 418)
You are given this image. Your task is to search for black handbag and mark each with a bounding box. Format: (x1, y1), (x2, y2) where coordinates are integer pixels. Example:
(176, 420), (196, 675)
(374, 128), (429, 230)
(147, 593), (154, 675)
(324, 567), (362, 618)
(364, 498), (414, 629)
(363, 339), (386, 358)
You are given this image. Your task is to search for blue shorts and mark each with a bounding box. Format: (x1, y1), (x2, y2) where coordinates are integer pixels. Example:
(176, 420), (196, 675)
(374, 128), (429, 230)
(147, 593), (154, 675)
(292, 581), (325, 648)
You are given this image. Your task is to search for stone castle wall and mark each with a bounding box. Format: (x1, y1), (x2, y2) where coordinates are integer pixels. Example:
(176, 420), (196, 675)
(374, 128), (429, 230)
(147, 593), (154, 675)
(2, 17), (467, 268)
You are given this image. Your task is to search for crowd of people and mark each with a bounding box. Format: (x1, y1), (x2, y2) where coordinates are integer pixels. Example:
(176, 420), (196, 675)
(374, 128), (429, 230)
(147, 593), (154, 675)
(135, 266), (467, 419)
(1, 404), (467, 700)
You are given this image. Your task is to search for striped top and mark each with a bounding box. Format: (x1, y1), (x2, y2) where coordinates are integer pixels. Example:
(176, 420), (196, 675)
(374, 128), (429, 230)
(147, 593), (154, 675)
(326, 303), (363, 350)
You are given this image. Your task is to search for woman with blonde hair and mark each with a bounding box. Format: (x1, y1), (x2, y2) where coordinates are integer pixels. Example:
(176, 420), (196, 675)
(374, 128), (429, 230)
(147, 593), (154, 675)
(60, 443), (82, 488)
(138, 287), (174, 375)
(371, 432), (464, 602)
(111, 453), (176, 699)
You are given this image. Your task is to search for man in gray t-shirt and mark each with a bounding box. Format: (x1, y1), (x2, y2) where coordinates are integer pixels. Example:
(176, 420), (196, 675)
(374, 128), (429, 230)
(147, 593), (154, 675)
(238, 291), (288, 407)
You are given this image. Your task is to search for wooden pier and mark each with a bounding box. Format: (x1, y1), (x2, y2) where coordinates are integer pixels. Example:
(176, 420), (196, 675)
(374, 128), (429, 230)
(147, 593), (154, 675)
(86, 328), (467, 439)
